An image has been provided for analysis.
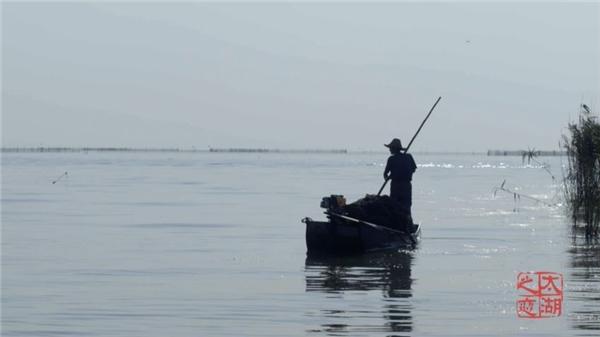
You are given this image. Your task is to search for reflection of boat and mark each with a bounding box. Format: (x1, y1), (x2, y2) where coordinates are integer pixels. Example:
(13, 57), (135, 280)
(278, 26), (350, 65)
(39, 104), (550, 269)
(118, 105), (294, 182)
(305, 251), (413, 335)
(303, 195), (421, 256)
(305, 251), (413, 294)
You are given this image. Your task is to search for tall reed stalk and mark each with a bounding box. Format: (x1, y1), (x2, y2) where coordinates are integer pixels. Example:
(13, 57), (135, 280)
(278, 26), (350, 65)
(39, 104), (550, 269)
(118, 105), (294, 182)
(563, 105), (600, 239)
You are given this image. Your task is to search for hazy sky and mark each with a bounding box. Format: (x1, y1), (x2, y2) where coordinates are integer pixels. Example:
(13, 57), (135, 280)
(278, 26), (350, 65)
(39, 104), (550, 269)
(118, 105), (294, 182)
(2, 2), (599, 151)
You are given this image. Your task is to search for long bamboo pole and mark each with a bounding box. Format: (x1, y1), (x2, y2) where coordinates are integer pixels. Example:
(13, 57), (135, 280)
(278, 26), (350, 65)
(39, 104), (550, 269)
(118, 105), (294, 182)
(377, 96), (442, 196)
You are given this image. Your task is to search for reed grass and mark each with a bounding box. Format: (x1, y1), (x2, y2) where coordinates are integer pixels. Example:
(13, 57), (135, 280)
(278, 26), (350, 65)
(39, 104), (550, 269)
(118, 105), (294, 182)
(563, 105), (600, 239)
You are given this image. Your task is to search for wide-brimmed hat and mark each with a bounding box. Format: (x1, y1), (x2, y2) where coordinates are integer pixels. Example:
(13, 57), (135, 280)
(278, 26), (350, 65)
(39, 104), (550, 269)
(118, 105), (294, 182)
(384, 138), (404, 150)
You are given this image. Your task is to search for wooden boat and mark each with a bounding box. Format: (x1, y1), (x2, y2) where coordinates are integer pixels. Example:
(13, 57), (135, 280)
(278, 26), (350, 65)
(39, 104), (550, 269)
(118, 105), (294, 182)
(303, 211), (421, 256)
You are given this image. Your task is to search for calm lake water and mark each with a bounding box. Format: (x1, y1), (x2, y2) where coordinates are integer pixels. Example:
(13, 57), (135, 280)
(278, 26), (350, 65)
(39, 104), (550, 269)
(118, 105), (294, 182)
(2, 151), (599, 336)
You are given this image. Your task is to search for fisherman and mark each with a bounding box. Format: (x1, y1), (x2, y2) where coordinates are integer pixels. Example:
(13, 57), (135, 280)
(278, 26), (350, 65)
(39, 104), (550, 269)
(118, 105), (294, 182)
(383, 138), (417, 216)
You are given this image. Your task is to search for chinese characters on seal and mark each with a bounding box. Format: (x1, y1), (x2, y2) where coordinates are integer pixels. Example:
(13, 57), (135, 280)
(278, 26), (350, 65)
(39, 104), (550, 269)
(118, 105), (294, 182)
(516, 271), (563, 319)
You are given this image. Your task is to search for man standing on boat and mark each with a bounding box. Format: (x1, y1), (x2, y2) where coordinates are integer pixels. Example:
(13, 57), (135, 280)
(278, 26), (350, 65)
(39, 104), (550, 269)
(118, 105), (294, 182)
(383, 138), (417, 215)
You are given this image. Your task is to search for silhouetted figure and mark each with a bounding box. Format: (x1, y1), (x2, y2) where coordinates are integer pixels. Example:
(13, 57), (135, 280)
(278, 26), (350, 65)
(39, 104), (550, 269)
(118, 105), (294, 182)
(383, 138), (417, 215)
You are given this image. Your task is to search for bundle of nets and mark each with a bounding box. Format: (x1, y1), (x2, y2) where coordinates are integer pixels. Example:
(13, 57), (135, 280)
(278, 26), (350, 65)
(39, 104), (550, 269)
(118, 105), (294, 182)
(341, 195), (412, 231)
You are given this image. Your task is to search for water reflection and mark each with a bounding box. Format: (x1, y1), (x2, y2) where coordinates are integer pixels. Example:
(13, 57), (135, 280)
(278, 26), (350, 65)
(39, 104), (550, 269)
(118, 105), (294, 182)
(568, 239), (600, 334)
(305, 251), (413, 336)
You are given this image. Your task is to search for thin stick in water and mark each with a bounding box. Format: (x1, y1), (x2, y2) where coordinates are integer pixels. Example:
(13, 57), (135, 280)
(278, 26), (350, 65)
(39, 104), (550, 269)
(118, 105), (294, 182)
(52, 171), (68, 184)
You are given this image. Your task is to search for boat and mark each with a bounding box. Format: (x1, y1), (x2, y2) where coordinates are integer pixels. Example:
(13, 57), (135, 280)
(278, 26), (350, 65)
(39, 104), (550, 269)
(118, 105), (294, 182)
(302, 195), (421, 256)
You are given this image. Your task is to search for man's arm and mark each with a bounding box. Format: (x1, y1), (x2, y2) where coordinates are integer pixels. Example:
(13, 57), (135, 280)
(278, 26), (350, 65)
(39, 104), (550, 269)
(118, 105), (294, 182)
(384, 157), (391, 180)
(408, 154), (417, 173)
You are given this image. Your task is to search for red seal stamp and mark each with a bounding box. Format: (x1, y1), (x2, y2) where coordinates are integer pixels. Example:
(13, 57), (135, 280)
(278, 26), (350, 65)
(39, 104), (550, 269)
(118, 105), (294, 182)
(516, 271), (563, 318)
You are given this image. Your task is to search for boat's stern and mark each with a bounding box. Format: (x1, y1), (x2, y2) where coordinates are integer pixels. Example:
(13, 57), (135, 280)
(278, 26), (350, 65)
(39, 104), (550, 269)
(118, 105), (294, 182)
(302, 217), (363, 255)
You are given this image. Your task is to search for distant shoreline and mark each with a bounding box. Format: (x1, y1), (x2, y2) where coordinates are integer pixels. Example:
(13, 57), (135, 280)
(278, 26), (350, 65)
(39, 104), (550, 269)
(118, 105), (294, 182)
(1, 147), (565, 156)
(486, 150), (565, 156)
(0, 147), (348, 154)
(208, 148), (348, 154)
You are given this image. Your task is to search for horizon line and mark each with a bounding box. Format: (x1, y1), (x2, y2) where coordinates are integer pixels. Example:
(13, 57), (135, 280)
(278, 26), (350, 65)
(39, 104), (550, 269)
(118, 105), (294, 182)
(1, 146), (566, 156)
